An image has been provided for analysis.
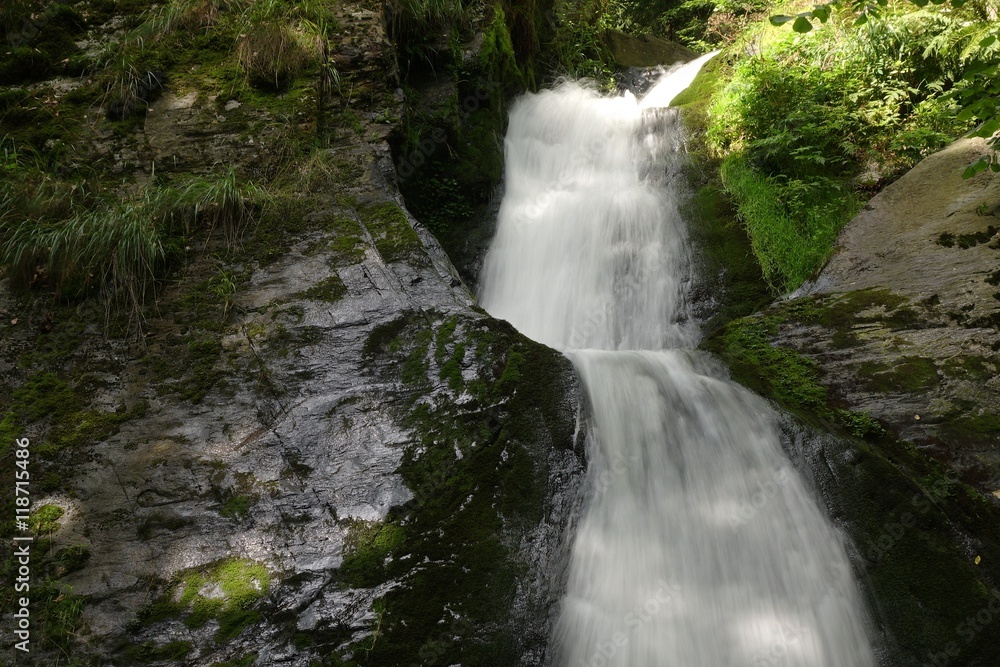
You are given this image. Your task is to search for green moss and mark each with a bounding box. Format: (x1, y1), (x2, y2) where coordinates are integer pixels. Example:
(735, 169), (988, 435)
(209, 653), (258, 667)
(340, 520), (406, 587)
(478, 7), (523, 88)
(684, 182), (770, 334)
(859, 357), (940, 393)
(46, 402), (148, 454)
(30, 504), (65, 536)
(672, 54), (723, 127)
(348, 313), (578, 664)
(242, 197), (313, 266)
(401, 328), (433, 386)
(323, 216), (368, 265)
(361, 202), (423, 263)
(184, 596), (226, 629)
(182, 338), (224, 403)
(942, 355), (1000, 381)
(125, 640), (193, 662)
(11, 372), (80, 423)
(136, 558), (270, 642)
(220, 495), (255, 519)
(298, 274), (347, 302)
(704, 315), (828, 414)
(439, 342), (466, 392)
(939, 413), (1000, 448)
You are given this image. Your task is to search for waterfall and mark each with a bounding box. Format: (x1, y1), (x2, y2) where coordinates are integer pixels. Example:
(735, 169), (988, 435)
(478, 60), (876, 666)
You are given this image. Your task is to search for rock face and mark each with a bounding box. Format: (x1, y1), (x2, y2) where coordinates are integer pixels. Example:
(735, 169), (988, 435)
(0, 2), (584, 665)
(606, 30), (697, 68)
(793, 137), (1000, 492)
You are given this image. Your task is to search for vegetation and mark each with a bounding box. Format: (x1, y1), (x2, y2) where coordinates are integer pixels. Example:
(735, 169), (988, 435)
(133, 558), (271, 642)
(706, 1), (984, 291)
(0, 165), (265, 328)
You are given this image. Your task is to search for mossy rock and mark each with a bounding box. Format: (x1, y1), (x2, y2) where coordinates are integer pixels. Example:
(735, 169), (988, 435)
(606, 29), (697, 67)
(344, 312), (579, 664)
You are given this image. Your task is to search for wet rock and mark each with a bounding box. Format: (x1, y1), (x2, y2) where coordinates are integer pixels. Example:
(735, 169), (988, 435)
(774, 137), (1000, 491)
(606, 29), (697, 68)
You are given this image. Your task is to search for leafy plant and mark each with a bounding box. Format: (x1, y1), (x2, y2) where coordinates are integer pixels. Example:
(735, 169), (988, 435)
(709, 2), (978, 291)
(770, 0), (1000, 176)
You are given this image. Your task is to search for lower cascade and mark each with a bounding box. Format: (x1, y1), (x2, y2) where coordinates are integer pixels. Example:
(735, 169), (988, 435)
(478, 58), (877, 666)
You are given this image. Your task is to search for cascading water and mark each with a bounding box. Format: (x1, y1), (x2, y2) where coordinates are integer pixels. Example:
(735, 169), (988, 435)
(478, 58), (877, 666)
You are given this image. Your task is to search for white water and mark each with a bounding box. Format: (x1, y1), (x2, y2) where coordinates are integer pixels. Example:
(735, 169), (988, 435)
(478, 61), (876, 667)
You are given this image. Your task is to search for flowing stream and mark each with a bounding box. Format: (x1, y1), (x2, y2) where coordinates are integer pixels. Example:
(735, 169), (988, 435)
(478, 58), (877, 666)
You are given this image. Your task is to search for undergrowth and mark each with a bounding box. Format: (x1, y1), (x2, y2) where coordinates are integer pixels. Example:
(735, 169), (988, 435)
(0, 163), (265, 330)
(707, 2), (982, 292)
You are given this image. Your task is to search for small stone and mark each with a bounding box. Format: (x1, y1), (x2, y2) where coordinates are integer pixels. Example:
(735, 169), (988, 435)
(914, 414), (921, 420)
(225, 99), (241, 111)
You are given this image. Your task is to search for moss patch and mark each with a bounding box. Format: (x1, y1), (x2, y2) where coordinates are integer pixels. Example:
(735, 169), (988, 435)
(297, 274), (347, 302)
(705, 315), (828, 413)
(340, 520), (406, 587)
(342, 313), (577, 664)
(858, 357), (941, 393)
(360, 202), (424, 264)
(134, 558), (271, 642)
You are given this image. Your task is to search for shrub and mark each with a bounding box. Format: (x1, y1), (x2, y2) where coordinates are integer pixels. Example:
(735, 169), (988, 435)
(707, 3), (977, 292)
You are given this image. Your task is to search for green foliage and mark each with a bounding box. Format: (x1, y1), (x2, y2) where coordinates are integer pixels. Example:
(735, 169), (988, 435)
(177, 166), (267, 244)
(387, 0), (467, 73)
(709, 3), (978, 291)
(35, 580), (87, 653)
(551, 5), (616, 82)
(719, 154), (857, 291)
(0, 169), (265, 325)
(770, 0), (1000, 175)
(837, 409), (888, 439)
(30, 504), (65, 536)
